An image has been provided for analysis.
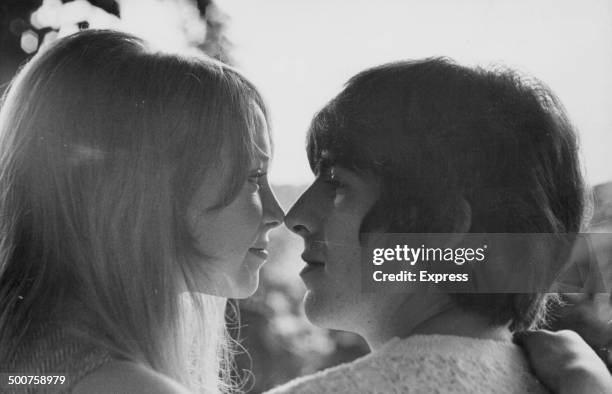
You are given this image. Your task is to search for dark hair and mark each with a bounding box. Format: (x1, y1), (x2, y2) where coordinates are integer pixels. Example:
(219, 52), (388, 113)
(307, 58), (586, 330)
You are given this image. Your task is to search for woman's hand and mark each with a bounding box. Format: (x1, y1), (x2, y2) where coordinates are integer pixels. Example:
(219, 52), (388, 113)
(516, 329), (612, 394)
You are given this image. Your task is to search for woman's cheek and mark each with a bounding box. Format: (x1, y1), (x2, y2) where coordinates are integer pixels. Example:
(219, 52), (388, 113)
(245, 192), (264, 226)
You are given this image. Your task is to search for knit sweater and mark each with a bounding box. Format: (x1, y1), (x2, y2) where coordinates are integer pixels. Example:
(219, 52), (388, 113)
(266, 334), (548, 394)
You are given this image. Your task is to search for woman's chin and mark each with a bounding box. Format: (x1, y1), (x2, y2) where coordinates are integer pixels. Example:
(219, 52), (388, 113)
(233, 281), (260, 299)
(225, 270), (261, 299)
(189, 261), (263, 298)
(187, 275), (260, 299)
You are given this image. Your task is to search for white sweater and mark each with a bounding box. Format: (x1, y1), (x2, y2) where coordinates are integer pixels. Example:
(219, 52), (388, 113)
(265, 335), (548, 394)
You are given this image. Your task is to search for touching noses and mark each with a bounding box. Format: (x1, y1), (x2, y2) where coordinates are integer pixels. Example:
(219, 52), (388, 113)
(262, 186), (285, 229)
(285, 186), (317, 237)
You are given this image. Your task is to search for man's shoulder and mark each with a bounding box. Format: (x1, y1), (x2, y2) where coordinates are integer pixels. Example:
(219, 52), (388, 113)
(264, 335), (548, 394)
(264, 346), (401, 394)
(264, 361), (360, 394)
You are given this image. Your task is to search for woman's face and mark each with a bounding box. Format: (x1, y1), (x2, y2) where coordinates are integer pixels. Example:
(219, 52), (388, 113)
(285, 159), (390, 331)
(187, 106), (284, 298)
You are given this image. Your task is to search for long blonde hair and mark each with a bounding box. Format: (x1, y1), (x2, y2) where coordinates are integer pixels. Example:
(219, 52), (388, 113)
(0, 29), (268, 393)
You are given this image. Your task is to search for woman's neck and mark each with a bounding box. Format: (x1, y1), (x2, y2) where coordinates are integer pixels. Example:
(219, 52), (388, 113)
(365, 296), (512, 350)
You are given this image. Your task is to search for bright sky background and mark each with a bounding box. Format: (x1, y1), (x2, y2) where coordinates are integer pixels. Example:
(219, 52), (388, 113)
(218, 0), (612, 187)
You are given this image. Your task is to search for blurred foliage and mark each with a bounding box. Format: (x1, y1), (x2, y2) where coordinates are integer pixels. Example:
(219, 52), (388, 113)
(1, 0), (232, 93)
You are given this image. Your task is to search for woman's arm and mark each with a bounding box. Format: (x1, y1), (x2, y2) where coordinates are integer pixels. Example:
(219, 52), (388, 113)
(517, 329), (612, 394)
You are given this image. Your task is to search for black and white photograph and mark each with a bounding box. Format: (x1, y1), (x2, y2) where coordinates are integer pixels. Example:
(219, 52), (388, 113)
(0, 0), (611, 393)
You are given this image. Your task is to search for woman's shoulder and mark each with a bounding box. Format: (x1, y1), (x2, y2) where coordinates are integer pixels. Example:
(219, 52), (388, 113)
(265, 335), (548, 394)
(8, 320), (189, 393)
(72, 360), (190, 394)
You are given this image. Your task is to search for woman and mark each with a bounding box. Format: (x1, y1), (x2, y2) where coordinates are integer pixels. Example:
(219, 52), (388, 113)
(275, 58), (601, 393)
(0, 29), (283, 393)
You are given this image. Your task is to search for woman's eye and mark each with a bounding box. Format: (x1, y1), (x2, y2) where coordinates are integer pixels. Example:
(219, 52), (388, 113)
(248, 170), (266, 188)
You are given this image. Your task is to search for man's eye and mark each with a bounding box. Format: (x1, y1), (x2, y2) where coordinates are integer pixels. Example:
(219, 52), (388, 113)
(324, 179), (345, 189)
(316, 165), (346, 195)
(323, 173), (347, 193)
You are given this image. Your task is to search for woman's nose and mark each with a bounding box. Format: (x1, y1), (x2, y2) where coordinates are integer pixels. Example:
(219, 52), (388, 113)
(263, 185), (284, 229)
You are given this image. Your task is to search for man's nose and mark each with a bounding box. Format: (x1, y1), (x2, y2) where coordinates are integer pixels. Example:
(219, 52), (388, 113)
(285, 185), (318, 237)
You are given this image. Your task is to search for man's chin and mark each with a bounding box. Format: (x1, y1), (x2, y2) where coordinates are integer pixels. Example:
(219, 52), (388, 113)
(302, 290), (343, 330)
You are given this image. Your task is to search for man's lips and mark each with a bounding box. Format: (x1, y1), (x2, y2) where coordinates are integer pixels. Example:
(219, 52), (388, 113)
(300, 253), (325, 276)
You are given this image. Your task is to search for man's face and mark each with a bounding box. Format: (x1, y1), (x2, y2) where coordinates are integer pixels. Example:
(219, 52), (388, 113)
(285, 162), (386, 330)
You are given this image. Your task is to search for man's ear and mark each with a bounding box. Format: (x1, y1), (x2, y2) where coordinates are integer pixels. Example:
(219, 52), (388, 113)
(453, 197), (472, 234)
(446, 197), (472, 247)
